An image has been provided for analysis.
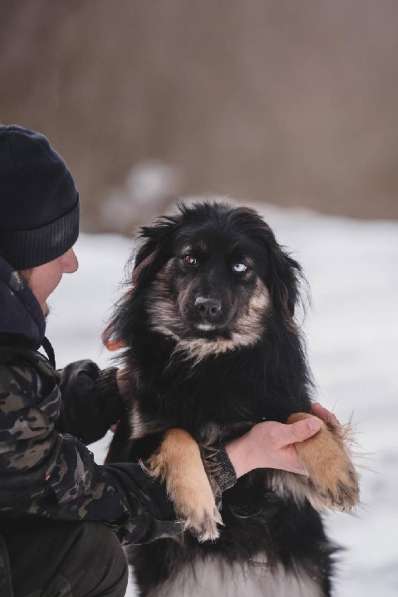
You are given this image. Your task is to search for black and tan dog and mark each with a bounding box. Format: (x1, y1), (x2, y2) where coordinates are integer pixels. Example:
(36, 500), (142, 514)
(105, 201), (359, 596)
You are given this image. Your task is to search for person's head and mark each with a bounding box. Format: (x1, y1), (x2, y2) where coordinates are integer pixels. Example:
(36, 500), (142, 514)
(0, 125), (80, 315)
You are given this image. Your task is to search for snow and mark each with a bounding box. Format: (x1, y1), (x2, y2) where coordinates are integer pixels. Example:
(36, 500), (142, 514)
(46, 202), (398, 597)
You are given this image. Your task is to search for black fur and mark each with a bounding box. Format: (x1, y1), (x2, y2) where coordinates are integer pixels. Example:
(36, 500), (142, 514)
(106, 202), (336, 596)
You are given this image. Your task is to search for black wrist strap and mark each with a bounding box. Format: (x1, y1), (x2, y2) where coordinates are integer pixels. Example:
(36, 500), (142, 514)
(200, 443), (237, 506)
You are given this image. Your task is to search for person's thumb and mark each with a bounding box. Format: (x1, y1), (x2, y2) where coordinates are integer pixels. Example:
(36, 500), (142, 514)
(278, 417), (322, 447)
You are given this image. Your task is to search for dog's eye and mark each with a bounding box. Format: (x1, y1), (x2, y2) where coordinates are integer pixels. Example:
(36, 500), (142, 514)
(183, 254), (199, 267)
(232, 262), (248, 274)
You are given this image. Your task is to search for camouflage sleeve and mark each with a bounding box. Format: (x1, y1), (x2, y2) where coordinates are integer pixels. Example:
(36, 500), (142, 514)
(0, 362), (181, 545)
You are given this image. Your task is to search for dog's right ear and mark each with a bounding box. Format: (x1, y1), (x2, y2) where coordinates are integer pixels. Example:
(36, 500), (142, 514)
(131, 240), (160, 288)
(131, 216), (180, 288)
(103, 217), (180, 350)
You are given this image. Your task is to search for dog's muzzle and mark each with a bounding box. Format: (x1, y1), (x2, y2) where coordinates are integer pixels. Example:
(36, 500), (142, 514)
(193, 296), (224, 330)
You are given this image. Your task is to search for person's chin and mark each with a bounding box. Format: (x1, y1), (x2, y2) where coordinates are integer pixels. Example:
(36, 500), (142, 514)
(43, 302), (50, 318)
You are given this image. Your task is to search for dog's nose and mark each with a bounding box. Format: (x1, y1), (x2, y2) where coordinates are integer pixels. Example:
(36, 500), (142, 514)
(194, 296), (222, 321)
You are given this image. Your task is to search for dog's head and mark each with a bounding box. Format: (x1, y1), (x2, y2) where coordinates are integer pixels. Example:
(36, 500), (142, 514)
(108, 202), (303, 361)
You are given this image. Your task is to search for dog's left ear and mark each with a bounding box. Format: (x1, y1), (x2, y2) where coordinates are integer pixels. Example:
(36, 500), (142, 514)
(268, 241), (302, 319)
(231, 208), (302, 319)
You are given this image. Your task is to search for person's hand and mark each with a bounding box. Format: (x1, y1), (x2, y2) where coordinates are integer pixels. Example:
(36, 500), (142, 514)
(225, 417), (321, 478)
(58, 361), (125, 444)
(311, 402), (340, 429)
(225, 403), (339, 479)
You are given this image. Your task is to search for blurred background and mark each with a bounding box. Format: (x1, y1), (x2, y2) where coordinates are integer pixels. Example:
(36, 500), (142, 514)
(1, 0), (398, 232)
(1, 2), (397, 597)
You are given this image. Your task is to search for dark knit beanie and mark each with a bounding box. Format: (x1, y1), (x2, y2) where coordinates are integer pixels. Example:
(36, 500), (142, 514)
(0, 125), (79, 269)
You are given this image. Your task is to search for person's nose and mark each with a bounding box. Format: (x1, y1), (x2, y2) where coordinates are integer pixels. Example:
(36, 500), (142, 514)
(61, 248), (79, 273)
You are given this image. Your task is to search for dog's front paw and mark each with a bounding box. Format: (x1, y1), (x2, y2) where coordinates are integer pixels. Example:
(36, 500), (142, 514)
(176, 488), (223, 542)
(288, 413), (359, 512)
(306, 448), (359, 512)
(147, 428), (223, 542)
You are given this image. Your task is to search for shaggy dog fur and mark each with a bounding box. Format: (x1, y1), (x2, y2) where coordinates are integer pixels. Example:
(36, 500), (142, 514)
(105, 202), (359, 597)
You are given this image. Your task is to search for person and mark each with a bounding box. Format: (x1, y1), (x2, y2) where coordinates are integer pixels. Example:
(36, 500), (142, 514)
(0, 125), (336, 597)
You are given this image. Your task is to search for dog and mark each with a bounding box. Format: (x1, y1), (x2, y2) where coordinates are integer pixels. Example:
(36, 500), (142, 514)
(105, 201), (359, 597)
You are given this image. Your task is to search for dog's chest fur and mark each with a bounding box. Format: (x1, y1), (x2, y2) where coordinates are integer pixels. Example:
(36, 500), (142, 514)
(145, 556), (323, 597)
(128, 335), (308, 440)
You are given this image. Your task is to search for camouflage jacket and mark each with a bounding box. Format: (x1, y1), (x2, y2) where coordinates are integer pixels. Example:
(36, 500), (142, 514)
(0, 256), (180, 548)
(0, 345), (181, 545)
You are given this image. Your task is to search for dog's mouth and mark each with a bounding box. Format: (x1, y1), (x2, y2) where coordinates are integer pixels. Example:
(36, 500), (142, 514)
(178, 293), (239, 339)
(184, 305), (237, 340)
(192, 321), (231, 338)
(196, 322), (217, 332)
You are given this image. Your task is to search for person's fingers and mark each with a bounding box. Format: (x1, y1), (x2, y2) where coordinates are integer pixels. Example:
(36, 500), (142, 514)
(276, 417), (322, 447)
(243, 421), (319, 476)
(311, 402), (340, 428)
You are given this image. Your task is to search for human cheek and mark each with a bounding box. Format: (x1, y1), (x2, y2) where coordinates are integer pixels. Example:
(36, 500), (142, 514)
(46, 269), (63, 297)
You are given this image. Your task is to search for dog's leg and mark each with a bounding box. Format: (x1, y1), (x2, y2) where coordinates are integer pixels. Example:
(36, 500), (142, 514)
(285, 412), (359, 511)
(147, 428), (223, 541)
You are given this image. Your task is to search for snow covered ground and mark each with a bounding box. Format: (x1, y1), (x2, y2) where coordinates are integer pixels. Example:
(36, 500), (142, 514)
(46, 202), (398, 597)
